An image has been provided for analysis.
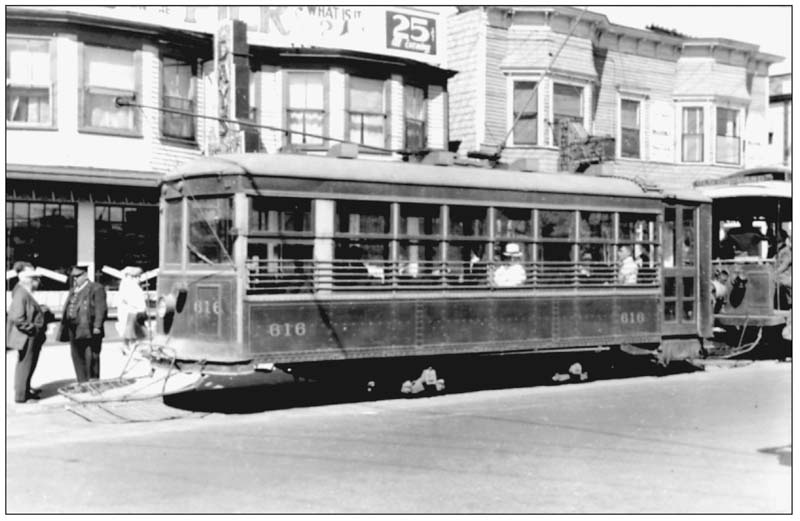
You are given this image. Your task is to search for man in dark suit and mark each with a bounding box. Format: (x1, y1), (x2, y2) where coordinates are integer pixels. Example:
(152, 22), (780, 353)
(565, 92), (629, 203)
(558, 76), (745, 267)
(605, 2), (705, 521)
(7, 266), (50, 403)
(59, 265), (107, 382)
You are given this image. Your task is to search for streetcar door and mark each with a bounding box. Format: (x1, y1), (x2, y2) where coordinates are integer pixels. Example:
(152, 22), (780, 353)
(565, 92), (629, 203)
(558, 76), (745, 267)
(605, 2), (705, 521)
(662, 205), (698, 335)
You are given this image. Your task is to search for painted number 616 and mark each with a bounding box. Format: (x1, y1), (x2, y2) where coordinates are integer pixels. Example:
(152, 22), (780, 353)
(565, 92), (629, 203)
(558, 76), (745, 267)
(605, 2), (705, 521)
(620, 312), (646, 324)
(269, 322), (307, 337)
(194, 300), (221, 315)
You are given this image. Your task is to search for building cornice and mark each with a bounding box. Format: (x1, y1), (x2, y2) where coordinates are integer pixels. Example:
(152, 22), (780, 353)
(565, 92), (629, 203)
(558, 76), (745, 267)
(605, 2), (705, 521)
(6, 164), (163, 187)
(6, 6), (212, 50)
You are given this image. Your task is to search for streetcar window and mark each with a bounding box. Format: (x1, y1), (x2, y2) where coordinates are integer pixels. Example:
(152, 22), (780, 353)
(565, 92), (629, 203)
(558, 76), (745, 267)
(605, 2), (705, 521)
(619, 213), (658, 270)
(247, 242), (313, 294)
(449, 206), (487, 237)
(539, 210), (575, 239)
(251, 197), (311, 232)
(448, 206), (489, 285)
(247, 197), (313, 293)
(187, 197), (233, 264)
(397, 204), (441, 283)
(663, 208), (676, 268)
(164, 199), (182, 264)
(495, 207), (532, 238)
(336, 201), (390, 234)
(681, 208), (695, 266)
(334, 201), (391, 286)
(538, 210), (575, 276)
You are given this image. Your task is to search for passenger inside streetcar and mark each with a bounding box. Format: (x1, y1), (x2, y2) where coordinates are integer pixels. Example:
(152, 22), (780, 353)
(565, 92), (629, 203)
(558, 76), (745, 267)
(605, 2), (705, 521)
(617, 245), (638, 285)
(492, 243), (526, 287)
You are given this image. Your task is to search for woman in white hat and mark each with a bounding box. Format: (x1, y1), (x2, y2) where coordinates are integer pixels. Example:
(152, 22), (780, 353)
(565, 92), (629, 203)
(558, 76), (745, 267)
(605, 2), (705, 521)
(115, 266), (147, 353)
(492, 243), (527, 287)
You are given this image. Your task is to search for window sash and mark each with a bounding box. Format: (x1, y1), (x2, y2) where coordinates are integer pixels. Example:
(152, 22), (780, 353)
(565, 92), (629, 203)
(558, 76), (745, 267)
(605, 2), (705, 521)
(621, 127), (640, 159)
(288, 109), (325, 144)
(405, 118), (426, 151)
(682, 134), (704, 162)
(348, 76), (384, 113)
(348, 113), (385, 147)
(716, 108), (738, 137)
(716, 135), (740, 164)
(287, 72), (325, 110)
(6, 86), (50, 124)
(7, 38), (50, 86)
(553, 83), (583, 119)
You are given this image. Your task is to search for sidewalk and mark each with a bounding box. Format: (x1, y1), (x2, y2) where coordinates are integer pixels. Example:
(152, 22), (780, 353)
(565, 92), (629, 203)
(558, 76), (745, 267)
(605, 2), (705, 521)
(6, 321), (153, 415)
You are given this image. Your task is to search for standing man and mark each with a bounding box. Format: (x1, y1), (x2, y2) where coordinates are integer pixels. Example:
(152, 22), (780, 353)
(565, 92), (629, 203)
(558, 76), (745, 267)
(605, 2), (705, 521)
(6, 266), (50, 403)
(59, 265), (107, 382)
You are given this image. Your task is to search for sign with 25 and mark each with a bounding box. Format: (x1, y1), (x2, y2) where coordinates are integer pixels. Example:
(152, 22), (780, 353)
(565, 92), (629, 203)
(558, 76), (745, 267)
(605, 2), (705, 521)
(386, 11), (436, 55)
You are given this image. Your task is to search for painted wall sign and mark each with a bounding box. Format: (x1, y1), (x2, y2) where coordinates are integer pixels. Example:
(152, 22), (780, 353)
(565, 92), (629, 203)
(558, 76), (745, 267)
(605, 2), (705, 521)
(385, 10), (437, 55)
(28, 6), (445, 65)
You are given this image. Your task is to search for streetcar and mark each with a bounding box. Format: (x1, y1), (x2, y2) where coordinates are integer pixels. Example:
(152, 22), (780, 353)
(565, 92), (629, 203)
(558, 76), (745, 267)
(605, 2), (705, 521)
(150, 149), (712, 386)
(695, 167), (792, 357)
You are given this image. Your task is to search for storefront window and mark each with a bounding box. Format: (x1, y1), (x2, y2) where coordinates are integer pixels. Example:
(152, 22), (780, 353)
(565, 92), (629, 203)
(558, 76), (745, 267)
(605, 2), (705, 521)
(6, 201), (75, 290)
(162, 56), (196, 141)
(82, 45), (139, 133)
(95, 204), (158, 288)
(6, 37), (52, 125)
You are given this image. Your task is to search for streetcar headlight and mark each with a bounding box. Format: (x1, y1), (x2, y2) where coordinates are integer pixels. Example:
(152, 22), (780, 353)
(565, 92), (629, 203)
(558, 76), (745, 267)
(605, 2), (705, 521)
(157, 294), (176, 318)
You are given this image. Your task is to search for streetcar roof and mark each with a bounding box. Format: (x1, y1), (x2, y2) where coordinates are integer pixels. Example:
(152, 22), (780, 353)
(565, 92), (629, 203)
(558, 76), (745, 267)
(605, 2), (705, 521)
(697, 180), (792, 200)
(169, 153), (667, 199)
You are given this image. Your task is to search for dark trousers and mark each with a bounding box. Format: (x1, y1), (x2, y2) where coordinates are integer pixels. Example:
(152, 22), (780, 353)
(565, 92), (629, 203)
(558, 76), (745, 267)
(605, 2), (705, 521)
(14, 337), (44, 402)
(69, 335), (102, 383)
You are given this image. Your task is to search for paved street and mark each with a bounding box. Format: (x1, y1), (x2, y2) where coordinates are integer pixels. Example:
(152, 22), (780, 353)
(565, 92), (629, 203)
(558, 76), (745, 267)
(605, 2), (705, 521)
(5, 350), (791, 514)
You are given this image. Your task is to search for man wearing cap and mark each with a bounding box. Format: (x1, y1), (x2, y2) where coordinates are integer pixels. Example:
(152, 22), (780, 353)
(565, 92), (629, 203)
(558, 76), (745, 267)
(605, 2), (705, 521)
(6, 266), (51, 402)
(492, 243), (527, 287)
(59, 265), (107, 382)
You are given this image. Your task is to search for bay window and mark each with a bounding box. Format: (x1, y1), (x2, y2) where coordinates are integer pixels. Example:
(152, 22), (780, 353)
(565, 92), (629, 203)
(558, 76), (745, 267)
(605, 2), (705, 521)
(681, 107), (703, 162)
(620, 99), (641, 158)
(162, 56), (197, 141)
(404, 84), (427, 151)
(287, 71), (325, 145)
(82, 45), (139, 134)
(716, 108), (740, 164)
(6, 37), (52, 126)
(512, 81), (538, 145)
(348, 76), (386, 148)
(552, 83), (584, 147)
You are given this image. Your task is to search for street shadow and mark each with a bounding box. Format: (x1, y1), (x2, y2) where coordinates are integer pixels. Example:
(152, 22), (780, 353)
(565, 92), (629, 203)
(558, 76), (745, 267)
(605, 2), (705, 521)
(35, 378), (76, 399)
(163, 352), (703, 415)
(758, 445), (792, 467)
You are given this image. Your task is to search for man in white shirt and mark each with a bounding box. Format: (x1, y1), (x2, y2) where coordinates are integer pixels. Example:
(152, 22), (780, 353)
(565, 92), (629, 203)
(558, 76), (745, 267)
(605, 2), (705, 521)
(493, 243), (527, 287)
